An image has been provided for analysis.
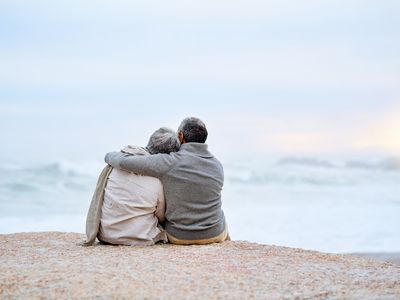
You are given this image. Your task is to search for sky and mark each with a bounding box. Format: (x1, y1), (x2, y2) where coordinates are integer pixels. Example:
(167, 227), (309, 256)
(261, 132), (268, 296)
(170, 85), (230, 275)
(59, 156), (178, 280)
(1, 0), (400, 163)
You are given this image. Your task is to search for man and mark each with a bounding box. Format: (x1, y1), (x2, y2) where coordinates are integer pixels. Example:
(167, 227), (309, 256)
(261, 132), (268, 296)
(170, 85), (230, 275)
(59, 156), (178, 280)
(104, 117), (228, 245)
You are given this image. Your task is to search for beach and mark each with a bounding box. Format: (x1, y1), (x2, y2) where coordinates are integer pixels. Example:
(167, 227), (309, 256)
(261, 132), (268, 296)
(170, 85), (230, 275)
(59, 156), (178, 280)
(2, 3), (400, 299)
(1, 232), (399, 299)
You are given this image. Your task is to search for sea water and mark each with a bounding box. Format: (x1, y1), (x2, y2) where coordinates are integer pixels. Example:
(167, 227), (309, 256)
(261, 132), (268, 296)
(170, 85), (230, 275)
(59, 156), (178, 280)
(1, 157), (399, 253)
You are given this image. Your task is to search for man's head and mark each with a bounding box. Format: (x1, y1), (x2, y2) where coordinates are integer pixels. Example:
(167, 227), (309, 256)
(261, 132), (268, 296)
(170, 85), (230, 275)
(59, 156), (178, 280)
(146, 127), (181, 154)
(177, 117), (208, 144)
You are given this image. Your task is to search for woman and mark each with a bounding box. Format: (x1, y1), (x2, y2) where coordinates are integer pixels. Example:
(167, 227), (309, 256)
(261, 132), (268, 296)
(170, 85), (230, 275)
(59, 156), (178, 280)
(83, 127), (180, 246)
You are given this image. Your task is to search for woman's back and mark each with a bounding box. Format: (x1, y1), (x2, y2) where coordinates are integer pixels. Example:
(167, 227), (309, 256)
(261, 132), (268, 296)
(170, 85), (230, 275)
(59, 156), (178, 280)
(97, 149), (167, 246)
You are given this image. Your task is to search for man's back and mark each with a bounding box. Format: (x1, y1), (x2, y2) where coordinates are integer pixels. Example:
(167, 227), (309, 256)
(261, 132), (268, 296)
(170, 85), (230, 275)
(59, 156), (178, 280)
(162, 143), (225, 240)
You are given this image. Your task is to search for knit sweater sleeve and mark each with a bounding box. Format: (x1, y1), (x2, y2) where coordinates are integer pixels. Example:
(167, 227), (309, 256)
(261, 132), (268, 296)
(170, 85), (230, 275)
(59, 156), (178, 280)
(104, 151), (175, 178)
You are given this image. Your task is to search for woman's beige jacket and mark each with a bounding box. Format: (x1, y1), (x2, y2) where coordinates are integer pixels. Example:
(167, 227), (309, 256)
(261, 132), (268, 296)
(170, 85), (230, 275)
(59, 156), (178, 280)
(84, 146), (167, 246)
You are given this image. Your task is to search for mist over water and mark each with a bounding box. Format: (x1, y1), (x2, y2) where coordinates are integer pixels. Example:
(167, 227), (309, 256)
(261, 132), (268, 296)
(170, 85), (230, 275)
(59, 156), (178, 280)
(1, 155), (399, 253)
(223, 156), (400, 252)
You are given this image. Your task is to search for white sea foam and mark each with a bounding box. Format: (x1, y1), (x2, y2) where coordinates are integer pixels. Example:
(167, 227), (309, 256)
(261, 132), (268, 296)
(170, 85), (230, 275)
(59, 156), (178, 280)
(1, 157), (399, 252)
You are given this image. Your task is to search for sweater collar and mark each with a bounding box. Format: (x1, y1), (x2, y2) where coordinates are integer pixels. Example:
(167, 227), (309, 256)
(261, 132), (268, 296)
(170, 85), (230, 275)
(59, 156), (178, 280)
(179, 143), (214, 158)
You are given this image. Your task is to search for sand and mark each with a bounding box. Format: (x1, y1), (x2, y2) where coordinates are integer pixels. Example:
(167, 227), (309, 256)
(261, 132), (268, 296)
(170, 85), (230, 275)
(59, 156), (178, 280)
(350, 253), (400, 266)
(1, 232), (399, 299)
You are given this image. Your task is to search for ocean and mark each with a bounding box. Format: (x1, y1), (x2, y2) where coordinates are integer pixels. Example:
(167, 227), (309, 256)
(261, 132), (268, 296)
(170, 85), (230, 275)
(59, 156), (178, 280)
(1, 156), (399, 253)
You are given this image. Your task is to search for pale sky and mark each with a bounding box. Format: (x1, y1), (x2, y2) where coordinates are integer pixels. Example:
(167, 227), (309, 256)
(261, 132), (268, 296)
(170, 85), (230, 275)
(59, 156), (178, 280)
(1, 0), (399, 162)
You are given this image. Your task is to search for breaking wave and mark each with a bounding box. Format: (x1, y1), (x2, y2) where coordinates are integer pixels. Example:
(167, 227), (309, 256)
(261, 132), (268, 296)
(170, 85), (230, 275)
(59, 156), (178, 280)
(225, 156), (400, 186)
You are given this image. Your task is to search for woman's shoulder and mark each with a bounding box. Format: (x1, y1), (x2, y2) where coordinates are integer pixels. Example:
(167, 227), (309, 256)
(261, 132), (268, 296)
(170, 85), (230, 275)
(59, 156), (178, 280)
(120, 145), (149, 156)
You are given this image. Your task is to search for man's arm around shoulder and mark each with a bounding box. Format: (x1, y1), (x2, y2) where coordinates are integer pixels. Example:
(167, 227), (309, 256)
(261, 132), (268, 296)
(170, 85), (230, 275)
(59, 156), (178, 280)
(104, 151), (176, 178)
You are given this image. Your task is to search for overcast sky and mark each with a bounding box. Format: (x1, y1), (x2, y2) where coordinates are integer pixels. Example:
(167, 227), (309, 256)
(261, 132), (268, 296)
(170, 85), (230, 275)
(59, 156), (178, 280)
(1, 0), (399, 162)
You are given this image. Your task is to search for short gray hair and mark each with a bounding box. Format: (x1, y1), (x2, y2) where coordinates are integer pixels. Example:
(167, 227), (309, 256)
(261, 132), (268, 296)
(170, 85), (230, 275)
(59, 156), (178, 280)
(146, 127), (181, 154)
(178, 117), (208, 143)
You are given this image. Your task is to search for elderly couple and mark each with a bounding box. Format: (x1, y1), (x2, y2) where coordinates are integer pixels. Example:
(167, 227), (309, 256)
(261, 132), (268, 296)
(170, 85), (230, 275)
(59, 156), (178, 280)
(84, 117), (229, 246)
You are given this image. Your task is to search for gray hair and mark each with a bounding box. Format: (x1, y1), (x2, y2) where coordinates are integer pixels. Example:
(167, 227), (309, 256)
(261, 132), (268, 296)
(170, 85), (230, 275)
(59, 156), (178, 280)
(146, 127), (181, 154)
(178, 117), (208, 143)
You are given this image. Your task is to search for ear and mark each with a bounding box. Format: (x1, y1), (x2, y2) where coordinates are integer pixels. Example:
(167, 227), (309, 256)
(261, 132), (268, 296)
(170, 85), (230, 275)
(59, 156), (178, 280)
(178, 132), (186, 144)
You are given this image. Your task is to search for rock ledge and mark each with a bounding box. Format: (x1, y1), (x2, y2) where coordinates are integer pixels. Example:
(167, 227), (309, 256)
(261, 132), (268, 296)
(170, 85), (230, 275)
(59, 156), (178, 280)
(1, 232), (399, 299)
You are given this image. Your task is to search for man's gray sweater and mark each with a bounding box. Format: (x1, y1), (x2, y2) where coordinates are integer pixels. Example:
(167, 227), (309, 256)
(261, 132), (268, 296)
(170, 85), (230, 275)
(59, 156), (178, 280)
(105, 143), (226, 240)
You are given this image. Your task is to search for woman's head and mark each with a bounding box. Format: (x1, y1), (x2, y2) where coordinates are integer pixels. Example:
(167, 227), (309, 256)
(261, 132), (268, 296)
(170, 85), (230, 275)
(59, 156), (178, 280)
(146, 127), (181, 154)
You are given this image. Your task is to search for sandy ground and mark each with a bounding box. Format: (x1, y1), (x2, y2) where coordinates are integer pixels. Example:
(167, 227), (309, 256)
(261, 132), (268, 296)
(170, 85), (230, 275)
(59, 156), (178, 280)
(1, 232), (400, 299)
(350, 253), (400, 266)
